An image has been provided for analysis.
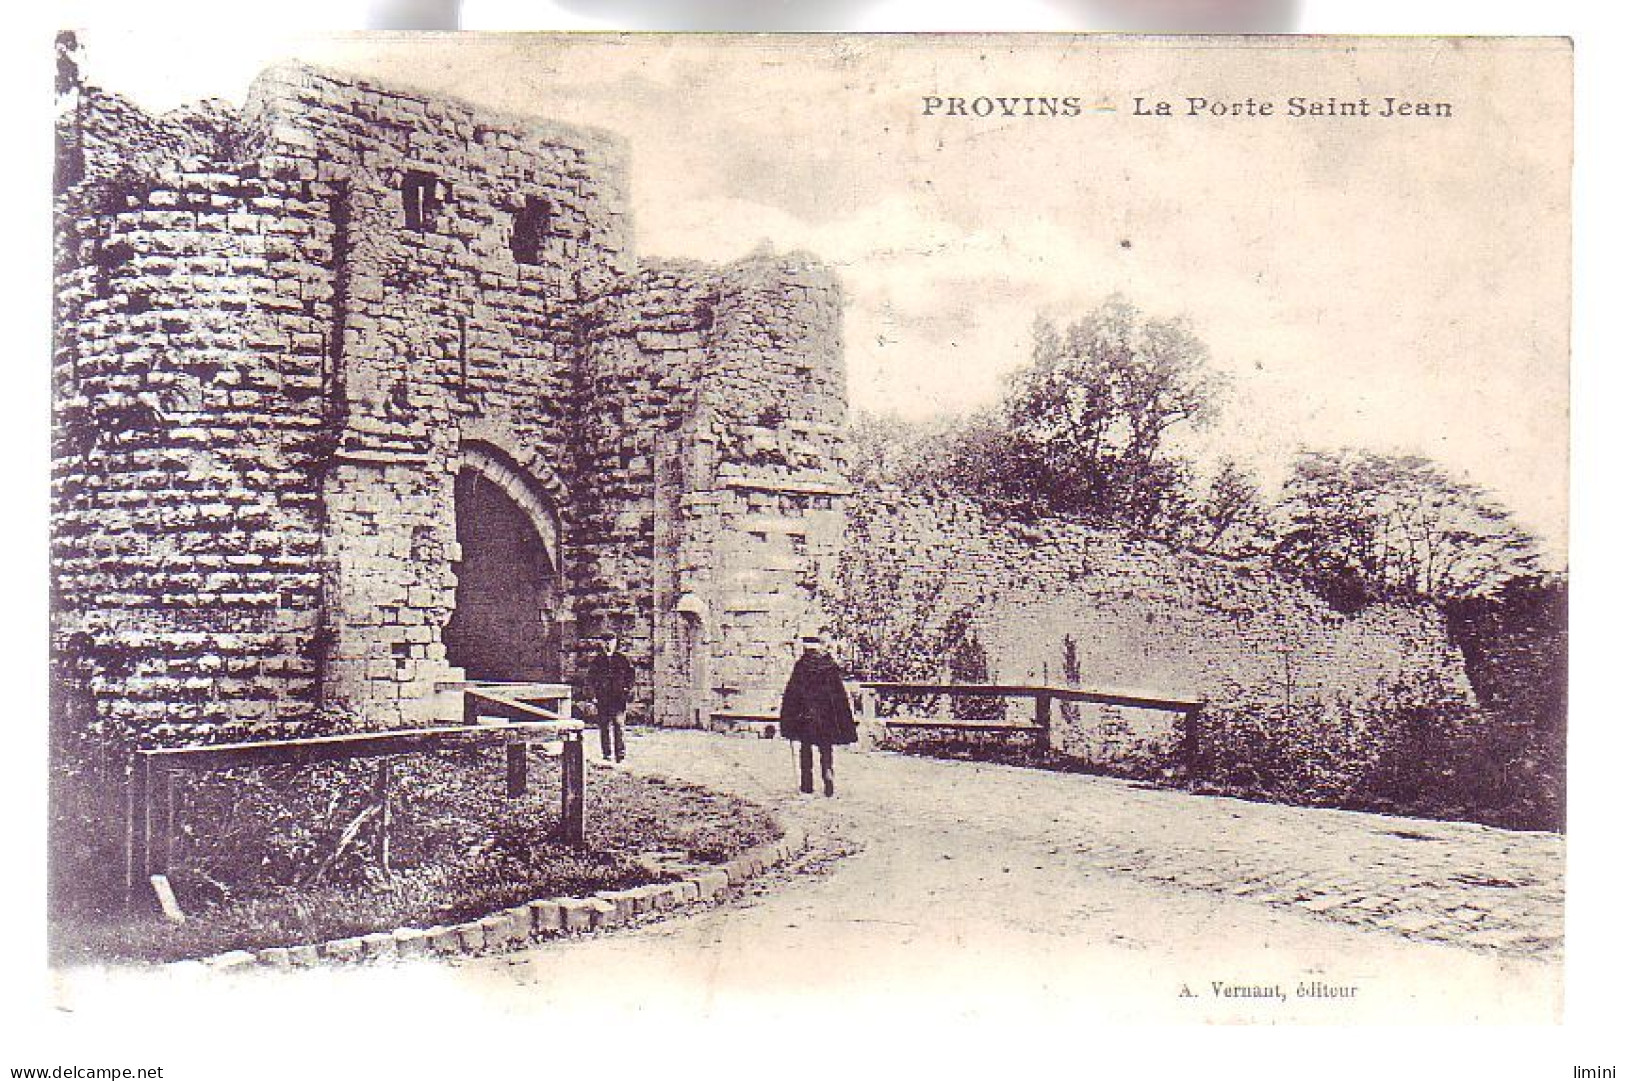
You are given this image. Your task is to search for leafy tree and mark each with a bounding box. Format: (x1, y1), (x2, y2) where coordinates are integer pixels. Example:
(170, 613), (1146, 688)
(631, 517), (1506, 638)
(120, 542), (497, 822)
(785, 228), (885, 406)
(848, 297), (1229, 530)
(1002, 297), (1228, 526)
(822, 512), (991, 692)
(1440, 575), (1567, 831)
(1272, 449), (1540, 609)
(944, 613), (1004, 720)
(1443, 573), (1567, 728)
(845, 410), (971, 492)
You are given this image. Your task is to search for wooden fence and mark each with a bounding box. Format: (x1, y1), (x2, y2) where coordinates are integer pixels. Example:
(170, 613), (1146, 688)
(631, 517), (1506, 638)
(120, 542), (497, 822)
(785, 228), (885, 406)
(851, 681), (1205, 756)
(126, 684), (584, 908)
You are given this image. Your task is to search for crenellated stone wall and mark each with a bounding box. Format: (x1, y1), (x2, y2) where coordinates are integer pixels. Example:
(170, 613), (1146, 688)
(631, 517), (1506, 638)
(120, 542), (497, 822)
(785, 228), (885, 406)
(240, 64), (630, 729)
(677, 257), (848, 723)
(575, 256), (847, 728)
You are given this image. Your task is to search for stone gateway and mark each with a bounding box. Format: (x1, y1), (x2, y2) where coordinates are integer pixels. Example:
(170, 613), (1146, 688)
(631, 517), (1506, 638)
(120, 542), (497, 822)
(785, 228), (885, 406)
(53, 63), (848, 748)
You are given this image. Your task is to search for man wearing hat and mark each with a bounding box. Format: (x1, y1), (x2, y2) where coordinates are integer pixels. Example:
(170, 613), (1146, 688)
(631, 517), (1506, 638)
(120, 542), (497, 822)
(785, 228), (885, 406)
(584, 631), (634, 763)
(777, 629), (858, 796)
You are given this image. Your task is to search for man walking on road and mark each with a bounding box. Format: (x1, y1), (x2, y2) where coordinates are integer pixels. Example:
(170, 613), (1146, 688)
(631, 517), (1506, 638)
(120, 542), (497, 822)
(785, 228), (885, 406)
(585, 632), (634, 763)
(778, 630), (858, 796)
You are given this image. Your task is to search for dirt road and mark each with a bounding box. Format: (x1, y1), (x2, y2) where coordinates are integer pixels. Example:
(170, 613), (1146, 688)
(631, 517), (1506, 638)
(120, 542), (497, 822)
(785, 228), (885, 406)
(459, 730), (1562, 1024)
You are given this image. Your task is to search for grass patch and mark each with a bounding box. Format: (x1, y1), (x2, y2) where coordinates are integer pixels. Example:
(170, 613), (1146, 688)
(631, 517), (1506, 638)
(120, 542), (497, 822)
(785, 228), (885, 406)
(51, 745), (780, 966)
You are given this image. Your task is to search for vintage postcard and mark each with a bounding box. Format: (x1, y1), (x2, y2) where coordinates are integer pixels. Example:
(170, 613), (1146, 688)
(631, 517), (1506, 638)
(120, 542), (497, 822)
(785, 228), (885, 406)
(45, 30), (1570, 1040)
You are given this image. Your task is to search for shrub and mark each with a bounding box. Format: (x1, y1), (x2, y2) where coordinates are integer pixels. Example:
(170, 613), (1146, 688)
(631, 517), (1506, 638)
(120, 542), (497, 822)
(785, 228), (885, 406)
(1187, 672), (1497, 823)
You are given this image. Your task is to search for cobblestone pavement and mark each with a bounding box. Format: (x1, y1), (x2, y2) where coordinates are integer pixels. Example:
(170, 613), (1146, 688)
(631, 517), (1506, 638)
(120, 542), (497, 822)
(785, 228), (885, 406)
(491, 728), (1559, 1023)
(627, 730), (1564, 958)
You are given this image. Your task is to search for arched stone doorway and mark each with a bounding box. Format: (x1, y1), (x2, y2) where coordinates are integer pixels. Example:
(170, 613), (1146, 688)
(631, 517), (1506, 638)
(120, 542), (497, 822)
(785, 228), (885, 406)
(443, 447), (563, 683)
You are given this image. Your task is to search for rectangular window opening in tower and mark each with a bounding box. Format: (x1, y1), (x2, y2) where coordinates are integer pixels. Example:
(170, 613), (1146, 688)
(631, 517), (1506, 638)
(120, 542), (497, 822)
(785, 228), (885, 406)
(401, 170), (441, 232)
(511, 195), (551, 265)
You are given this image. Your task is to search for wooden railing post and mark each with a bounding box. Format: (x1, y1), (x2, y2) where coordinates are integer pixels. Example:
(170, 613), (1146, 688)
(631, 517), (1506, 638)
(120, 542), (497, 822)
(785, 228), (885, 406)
(124, 751), (149, 909)
(506, 739), (528, 798)
(374, 760), (393, 871)
(149, 765), (175, 879)
(560, 731), (584, 846)
(1180, 705), (1204, 774)
(1034, 692), (1052, 753)
(853, 683), (878, 751)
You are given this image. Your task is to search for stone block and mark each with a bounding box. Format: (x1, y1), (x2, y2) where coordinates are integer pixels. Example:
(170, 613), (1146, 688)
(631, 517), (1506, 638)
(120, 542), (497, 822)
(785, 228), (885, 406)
(630, 884), (667, 912)
(528, 899), (564, 932)
(506, 904), (537, 939)
(286, 944), (322, 967)
(691, 870), (729, 900)
(359, 931), (398, 961)
(203, 950), (257, 970)
(478, 912), (518, 947)
(456, 922), (487, 952)
(557, 898), (596, 932)
(427, 926), (463, 956)
(322, 937), (365, 964)
(593, 889), (639, 923)
(257, 947), (293, 969)
(391, 927), (432, 959)
(585, 898), (618, 928)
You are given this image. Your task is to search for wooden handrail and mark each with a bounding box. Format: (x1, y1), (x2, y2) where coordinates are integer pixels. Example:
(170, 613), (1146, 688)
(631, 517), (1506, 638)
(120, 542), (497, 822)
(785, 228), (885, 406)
(136, 719), (582, 771)
(464, 688), (573, 722)
(127, 696), (588, 909)
(855, 681), (1204, 714)
(848, 680), (1205, 758)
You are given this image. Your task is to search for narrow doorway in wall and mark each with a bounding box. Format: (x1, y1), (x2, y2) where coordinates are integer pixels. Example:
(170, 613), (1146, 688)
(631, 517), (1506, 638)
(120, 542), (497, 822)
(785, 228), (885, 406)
(444, 469), (561, 682)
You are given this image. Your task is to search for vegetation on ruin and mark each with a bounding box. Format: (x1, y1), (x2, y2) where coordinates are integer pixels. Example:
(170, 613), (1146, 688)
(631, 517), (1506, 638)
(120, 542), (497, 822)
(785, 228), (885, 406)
(50, 747), (781, 965)
(1271, 449), (1545, 610)
(851, 298), (1551, 592)
(848, 296), (1253, 551)
(844, 294), (1566, 831)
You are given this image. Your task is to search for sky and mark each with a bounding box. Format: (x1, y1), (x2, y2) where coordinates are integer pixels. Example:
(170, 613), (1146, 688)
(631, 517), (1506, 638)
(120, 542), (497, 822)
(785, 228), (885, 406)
(73, 32), (1571, 554)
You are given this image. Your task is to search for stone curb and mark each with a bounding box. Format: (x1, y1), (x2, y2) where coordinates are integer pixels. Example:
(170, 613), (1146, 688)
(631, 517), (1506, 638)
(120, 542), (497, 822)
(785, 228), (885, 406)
(192, 821), (810, 971)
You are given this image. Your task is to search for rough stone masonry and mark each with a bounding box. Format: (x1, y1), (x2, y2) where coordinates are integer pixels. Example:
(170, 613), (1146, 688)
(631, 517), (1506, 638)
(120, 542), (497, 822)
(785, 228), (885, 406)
(53, 62), (848, 748)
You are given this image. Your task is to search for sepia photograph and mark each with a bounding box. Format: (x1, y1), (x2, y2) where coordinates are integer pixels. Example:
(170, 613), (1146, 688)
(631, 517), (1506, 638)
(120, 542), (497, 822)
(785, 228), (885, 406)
(41, 26), (1575, 1050)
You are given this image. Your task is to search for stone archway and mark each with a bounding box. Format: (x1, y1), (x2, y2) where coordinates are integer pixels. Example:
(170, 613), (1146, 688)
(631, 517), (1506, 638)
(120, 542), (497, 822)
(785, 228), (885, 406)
(443, 444), (564, 683)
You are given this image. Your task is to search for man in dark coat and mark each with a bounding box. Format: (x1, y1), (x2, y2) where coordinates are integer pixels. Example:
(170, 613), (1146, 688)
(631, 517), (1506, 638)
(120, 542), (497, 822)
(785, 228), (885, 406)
(778, 631), (858, 796)
(584, 632), (634, 762)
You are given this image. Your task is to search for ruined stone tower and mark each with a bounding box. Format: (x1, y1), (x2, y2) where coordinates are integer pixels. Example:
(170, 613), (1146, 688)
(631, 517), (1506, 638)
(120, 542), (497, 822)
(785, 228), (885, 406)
(52, 63), (848, 747)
